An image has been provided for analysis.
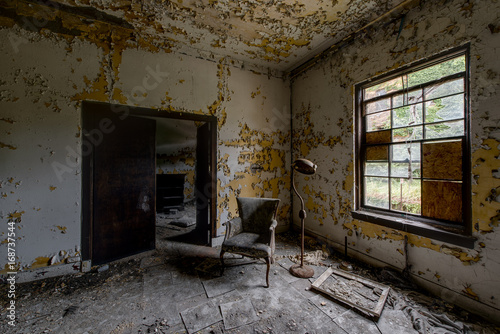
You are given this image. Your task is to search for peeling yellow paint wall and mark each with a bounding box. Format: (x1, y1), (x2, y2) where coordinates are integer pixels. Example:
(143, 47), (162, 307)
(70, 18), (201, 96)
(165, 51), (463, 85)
(217, 66), (291, 229)
(291, 0), (500, 320)
(0, 3), (291, 277)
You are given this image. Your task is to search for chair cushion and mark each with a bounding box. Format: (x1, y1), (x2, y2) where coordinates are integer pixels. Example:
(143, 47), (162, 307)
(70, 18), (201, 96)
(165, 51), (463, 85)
(221, 232), (272, 258)
(237, 197), (280, 234)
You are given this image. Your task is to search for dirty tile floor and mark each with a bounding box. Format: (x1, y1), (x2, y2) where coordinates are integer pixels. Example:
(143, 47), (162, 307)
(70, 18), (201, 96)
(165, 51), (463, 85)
(1, 232), (498, 334)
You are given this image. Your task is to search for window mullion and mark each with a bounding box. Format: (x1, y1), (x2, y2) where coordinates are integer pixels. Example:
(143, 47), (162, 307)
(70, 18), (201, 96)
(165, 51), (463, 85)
(357, 48), (469, 231)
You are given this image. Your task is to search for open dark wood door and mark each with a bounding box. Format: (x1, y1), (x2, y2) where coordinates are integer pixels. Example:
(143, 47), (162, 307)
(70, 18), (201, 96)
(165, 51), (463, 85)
(195, 122), (211, 245)
(84, 106), (156, 265)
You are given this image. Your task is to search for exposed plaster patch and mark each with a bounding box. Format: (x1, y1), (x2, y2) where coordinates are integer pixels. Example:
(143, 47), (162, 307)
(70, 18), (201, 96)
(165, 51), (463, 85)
(463, 285), (479, 300)
(441, 245), (481, 265)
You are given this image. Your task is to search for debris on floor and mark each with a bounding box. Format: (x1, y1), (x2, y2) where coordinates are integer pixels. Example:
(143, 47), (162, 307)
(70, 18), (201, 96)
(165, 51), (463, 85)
(275, 249), (330, 266)
(311, 267), (390, 319)
(170, 215), (196, 228)
(1, 231), (498, 334)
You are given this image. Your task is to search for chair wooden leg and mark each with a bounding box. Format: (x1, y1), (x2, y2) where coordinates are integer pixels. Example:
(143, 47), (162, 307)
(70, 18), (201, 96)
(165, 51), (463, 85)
(220, 250), (225, 276)
(265, 257), (271, 288)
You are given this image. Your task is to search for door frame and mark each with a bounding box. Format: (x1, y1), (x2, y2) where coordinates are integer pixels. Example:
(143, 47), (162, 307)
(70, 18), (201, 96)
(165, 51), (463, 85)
(81, 101), (218, 262)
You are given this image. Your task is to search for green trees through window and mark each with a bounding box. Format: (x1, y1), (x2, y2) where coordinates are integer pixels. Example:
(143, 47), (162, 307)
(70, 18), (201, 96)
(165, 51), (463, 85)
(357, 49), (469, 225)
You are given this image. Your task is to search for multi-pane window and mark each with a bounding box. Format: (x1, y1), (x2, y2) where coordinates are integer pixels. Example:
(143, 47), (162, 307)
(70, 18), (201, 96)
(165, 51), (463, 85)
(356, 48), (470, 229)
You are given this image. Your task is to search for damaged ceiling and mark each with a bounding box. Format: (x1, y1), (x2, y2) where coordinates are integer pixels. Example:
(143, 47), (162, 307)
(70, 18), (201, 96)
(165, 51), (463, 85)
(32, 0), (413, 72)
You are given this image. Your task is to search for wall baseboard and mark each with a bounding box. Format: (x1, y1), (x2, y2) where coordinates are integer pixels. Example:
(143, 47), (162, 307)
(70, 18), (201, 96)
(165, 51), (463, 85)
(2, 263), (81, 284)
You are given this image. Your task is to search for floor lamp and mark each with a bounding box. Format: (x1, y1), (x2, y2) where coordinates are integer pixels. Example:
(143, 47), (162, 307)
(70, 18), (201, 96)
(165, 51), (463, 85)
(289, 158), (317, 279)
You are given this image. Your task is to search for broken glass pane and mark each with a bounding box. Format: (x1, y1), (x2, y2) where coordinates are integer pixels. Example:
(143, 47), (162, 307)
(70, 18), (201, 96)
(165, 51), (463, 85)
(408, 56), (465, 87)
(365, 97), (391, 115)
(391, 162), (421, 178)
(392, 143), (421, 163)
(425, 78), (464, 100)
(393, 126), (423, 142)
(425, 94), (464, 123)
(365, 162), (389, 177)
(425, 120), (464, 139)
(393, 103), (423, 128)
(364, 77), (404, 100)
(365, 177), (389, 209)
(366, 111), (391, 132)
(391, 178), (421, 214)
(393, 94), (403, 108)
(407, 89), (423, 104)
(394, 89), (423, 108)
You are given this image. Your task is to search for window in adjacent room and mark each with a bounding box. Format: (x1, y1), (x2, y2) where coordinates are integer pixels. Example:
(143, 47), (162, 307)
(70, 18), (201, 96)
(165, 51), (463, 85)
(353, 46), (472, 244)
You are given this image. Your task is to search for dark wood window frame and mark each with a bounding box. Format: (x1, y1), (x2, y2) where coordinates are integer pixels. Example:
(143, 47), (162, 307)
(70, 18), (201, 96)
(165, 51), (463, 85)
(353, 45), (475, 249)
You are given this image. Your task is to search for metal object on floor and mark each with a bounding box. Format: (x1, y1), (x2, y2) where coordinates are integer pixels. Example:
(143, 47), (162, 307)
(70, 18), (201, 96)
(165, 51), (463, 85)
(289, 158), (317, 279)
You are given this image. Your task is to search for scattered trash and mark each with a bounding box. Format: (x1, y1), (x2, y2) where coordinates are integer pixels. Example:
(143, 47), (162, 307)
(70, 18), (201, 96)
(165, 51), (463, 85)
(285, 250), (329, 266)
(170, 216), (196, 227)
(138, 319), (170, 333)
(97, 264), (109, 272)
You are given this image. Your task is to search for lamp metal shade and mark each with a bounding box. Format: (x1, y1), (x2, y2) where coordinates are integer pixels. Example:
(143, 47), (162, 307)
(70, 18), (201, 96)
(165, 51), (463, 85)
(292, 158), (317, 175)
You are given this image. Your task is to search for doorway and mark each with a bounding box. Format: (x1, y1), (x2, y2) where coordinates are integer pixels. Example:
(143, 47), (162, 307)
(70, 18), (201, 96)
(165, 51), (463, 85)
(145, 116), (211, 247)
(81, 101), (217, 264)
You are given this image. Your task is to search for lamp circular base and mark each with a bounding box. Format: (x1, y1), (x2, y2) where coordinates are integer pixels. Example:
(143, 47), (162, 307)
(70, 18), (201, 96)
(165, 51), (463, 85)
(289, 264), (314, 278)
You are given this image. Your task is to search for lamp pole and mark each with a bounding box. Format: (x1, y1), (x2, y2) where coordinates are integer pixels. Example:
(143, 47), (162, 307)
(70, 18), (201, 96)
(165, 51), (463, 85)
(289, 159), (316, 278)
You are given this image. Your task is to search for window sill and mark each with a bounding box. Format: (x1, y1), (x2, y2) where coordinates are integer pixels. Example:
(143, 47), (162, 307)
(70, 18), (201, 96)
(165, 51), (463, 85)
(351, 210), (476, 249)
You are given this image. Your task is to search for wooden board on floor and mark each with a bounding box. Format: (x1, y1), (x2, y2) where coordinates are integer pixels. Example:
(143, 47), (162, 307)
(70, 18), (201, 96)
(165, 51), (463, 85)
(311, 267), (390, 320)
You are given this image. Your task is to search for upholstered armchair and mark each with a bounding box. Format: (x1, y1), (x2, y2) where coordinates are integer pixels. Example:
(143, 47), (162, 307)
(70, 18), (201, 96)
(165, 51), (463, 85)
(220, 197), (280, 288)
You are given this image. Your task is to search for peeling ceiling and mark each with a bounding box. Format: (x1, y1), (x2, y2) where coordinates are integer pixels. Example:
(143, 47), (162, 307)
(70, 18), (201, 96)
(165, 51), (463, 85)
(46, 0), (410, 72)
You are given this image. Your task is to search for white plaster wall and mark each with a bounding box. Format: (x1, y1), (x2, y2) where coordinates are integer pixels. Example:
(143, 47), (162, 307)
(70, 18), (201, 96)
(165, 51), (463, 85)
(115, 49), (220, 111)
(0, 24), (291, 277)
(0, 29), (103, 272)
(291, 0), (500, 321)
(218, 66), (291, 230)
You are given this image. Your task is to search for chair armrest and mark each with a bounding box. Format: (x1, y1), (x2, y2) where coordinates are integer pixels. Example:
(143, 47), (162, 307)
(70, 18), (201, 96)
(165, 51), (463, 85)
(222, 217), (243, 241)
(269, 219), (278, 256)
(269, 219), (278, 231)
